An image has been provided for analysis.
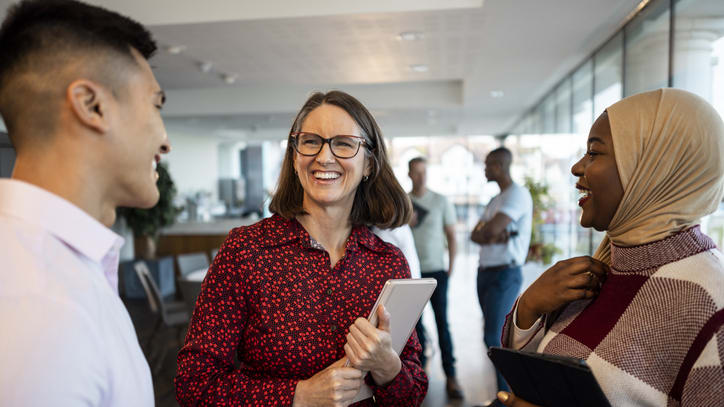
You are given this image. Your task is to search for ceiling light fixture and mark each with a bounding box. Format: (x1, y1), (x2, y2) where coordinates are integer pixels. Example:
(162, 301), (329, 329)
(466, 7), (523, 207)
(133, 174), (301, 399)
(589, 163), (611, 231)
(166, 45), (187, 55)
(222, 73), (238, 84)
(397, 31), (424, 41)
(198, 61), (213, 73)
(409, 64), (429, 73)
(490, 90), (505, 98)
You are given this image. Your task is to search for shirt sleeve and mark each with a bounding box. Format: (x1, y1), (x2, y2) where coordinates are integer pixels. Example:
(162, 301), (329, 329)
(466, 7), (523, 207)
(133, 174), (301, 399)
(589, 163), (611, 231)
(500, 298), (545, 352)
(443, 196), (457, 227)
(497, 186), (533, 223)
(174, 231), (298, 406)
(366, 249), (428, 406)
(395, 225), (421, 279)
(0, 297), (106, 407)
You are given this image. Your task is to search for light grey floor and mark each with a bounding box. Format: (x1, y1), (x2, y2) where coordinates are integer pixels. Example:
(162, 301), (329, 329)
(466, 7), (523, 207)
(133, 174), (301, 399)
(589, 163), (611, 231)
(420, 255), (544, 407)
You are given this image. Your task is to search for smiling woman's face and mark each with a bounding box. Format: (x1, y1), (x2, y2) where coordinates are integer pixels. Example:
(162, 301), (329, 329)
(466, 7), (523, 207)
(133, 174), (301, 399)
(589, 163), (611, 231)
(571, 111), (624, 231)
(293, 103), (370, 213)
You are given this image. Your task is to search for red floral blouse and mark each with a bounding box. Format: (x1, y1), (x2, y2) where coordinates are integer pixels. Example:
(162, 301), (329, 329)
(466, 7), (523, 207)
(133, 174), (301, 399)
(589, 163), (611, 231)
(175, 214), (428, 406)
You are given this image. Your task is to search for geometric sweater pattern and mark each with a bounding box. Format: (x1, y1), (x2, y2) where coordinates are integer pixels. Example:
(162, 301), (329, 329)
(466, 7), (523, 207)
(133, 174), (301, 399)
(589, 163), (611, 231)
(502, 226), (724, 406)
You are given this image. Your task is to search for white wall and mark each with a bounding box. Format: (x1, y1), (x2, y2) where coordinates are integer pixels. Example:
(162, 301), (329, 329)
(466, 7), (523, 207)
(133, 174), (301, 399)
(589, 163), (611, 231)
(164, 130), (221, 199)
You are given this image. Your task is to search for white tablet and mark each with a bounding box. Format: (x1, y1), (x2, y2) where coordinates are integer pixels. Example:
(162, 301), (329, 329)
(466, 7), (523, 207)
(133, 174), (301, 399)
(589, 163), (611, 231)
(351, 278), (437, 402)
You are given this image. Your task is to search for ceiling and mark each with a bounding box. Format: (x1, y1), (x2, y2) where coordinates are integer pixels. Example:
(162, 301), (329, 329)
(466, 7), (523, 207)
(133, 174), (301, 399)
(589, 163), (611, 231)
(0, 0), (642, 139)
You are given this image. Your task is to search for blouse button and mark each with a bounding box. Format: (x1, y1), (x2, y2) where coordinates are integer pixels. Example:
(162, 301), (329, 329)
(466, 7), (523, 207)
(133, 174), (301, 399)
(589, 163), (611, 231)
(326, 288), (333, 295)
(330, 325), (337, 332)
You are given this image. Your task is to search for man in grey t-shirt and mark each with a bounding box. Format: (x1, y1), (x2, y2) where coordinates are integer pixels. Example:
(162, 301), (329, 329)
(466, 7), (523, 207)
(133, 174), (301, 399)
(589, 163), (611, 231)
(408, 157), (463, 400)
(471, 147), (532, 393)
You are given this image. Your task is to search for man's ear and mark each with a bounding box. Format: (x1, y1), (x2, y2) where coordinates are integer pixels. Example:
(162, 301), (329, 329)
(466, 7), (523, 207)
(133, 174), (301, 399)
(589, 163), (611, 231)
(66, 79), (112, 134)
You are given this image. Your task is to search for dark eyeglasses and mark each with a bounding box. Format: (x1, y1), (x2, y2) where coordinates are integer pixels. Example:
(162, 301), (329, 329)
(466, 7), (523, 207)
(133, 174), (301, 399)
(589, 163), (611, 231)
(290, 132), (370, 159)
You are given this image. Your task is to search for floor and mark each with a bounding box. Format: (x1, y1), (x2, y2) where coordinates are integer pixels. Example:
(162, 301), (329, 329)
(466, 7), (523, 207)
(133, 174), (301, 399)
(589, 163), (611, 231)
(125, 253), (544, 407)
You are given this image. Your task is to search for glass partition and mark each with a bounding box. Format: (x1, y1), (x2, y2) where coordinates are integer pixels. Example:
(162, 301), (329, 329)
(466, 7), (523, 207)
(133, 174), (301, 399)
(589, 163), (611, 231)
(594, 32), (624, 116)
(624, 0), (670, 96)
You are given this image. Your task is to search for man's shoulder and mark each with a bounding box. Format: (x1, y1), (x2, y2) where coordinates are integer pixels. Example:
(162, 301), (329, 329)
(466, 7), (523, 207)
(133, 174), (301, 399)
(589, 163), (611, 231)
(423, 189), (449, 205)
(506, 183), (533, 202)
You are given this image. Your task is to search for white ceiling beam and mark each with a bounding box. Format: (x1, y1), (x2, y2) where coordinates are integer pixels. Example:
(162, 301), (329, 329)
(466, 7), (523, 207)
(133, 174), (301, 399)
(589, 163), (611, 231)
(85, 0), (484, 25)
(162, 80), (463, 117)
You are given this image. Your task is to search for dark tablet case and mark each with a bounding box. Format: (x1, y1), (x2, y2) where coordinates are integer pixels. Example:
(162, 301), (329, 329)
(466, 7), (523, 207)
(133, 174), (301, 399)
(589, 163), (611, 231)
(411, 201), (429, 226)
(488, 347), (611, 407)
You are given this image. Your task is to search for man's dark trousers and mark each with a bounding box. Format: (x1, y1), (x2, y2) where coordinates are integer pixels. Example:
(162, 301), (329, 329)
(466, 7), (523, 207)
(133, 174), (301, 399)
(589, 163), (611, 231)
(477, 264), (522, 392)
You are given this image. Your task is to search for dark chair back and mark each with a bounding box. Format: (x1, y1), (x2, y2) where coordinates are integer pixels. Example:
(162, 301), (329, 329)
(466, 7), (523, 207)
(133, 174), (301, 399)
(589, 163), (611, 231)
(134, 261), (167, 318)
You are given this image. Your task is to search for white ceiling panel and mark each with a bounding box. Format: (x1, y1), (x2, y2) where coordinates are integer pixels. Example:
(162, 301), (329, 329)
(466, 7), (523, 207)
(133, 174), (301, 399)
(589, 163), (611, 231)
(0, 0), (643, 136)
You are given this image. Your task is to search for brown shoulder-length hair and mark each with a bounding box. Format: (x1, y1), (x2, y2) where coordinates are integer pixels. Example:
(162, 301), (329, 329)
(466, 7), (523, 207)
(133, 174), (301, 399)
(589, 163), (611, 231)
(269, 90), (411, 229)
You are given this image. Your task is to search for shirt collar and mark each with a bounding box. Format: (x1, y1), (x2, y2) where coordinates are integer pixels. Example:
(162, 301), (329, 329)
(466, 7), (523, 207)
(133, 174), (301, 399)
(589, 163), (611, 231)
(0, 179), (123, 264)
(263, 214), (393, 254)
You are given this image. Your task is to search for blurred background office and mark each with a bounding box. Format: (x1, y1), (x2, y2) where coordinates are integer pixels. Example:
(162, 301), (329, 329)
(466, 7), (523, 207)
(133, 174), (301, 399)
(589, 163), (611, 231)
(0, 0), (722, 406)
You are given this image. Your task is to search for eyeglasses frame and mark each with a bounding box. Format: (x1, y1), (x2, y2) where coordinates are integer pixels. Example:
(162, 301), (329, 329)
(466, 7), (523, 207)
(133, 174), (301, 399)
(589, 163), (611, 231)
(289, 131), (372, 159)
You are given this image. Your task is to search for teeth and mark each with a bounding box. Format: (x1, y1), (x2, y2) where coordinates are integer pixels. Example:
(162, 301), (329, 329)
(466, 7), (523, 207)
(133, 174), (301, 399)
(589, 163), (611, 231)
(314, 171), (340, 180)
(152, 160), (157, 171)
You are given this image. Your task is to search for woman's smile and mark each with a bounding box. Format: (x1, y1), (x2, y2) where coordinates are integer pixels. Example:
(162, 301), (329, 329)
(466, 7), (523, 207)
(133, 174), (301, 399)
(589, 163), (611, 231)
(576, 183), (591, 207)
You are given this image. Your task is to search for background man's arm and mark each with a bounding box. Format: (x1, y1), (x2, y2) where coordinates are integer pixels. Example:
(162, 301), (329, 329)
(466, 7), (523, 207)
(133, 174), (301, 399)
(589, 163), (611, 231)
(444, 224), (457, 276)
(470, 212), (513, 245)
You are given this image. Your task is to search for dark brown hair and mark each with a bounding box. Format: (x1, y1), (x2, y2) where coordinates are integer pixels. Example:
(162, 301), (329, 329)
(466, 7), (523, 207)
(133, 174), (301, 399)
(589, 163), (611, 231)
(269, 90), (411, 228)
(408, 156), (427, 172)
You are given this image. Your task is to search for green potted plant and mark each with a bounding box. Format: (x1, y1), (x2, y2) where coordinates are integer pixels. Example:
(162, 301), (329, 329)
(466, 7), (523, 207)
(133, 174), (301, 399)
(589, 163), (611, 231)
(117, 161), (182, 259)
(524, 176), (561, 265)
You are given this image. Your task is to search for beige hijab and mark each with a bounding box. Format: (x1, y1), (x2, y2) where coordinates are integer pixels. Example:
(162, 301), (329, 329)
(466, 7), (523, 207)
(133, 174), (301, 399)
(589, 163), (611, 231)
(594, 88), (724, 264)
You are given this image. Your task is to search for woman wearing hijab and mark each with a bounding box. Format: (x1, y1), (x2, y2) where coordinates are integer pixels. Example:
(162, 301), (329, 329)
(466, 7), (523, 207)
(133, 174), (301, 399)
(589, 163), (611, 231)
(496, 88), (724, 406)
(175, 91), (427, 406)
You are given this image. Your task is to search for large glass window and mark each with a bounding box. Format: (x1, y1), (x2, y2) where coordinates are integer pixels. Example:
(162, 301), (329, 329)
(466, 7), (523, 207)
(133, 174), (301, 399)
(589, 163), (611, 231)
(673, 0), (724, 246)
(555, 79), (572, 134)
(572, 60), (594, 135)
(624, 0), (670, 96)
(594, 32), (624, 116)
(542, 93), (556, 134)
(673, 0), (724, 117)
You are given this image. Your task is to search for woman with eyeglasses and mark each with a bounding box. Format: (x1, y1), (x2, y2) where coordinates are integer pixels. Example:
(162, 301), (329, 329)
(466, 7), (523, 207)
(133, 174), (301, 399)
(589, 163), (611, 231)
(175, 91), (427, 406)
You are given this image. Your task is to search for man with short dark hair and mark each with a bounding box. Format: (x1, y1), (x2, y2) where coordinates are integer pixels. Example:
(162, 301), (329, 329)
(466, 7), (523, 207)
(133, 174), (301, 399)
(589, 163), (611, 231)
(0, 0), (170, 405)
(471, 147), (532, 394)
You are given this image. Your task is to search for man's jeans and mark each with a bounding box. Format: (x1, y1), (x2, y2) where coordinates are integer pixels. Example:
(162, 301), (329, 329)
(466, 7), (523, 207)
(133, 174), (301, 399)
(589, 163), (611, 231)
(477, 265), (522, 392)
(418, 270), (457, 378)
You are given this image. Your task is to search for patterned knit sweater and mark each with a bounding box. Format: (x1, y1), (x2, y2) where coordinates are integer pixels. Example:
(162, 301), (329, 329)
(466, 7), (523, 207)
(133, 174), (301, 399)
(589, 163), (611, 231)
(502, 226), (724, 406)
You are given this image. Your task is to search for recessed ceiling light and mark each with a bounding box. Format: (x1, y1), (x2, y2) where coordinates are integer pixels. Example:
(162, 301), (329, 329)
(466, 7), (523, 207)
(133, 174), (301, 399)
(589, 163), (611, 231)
(222, 73), (238, 84)
(166, 45), (187, 55)
(198, 61), (213, 73)
(490, 90), (505, 98)
(409, 64), (429, 73)
(397, 31), (424, 41)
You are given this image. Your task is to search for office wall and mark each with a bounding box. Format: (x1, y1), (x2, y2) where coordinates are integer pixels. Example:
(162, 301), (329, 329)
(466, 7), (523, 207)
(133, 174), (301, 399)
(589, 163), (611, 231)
(164, 131), (220, 199)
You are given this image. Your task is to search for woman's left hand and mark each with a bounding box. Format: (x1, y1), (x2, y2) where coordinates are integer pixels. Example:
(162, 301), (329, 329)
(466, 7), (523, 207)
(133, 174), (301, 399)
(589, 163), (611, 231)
(344, 304), (402, 386)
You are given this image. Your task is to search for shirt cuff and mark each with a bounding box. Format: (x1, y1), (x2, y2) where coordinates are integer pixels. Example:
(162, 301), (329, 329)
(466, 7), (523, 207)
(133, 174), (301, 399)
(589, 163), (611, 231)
(511, 304), (544, 349)
(367, 365), (409, 401)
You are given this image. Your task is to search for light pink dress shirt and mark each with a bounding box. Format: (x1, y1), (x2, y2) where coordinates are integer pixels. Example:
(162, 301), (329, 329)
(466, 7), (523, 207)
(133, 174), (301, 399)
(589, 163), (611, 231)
(0, 179), (153, 406)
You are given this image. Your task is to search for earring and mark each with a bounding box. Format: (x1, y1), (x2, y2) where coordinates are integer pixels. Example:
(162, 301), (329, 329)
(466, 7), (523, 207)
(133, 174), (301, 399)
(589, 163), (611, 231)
(363, 175), (369, 182)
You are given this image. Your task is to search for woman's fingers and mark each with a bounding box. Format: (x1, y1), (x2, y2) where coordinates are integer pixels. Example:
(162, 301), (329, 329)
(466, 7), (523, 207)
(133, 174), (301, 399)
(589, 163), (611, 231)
(567, 270), (603, 290)
(348, 323), (375, 352)
(376, 304), (391, 332)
